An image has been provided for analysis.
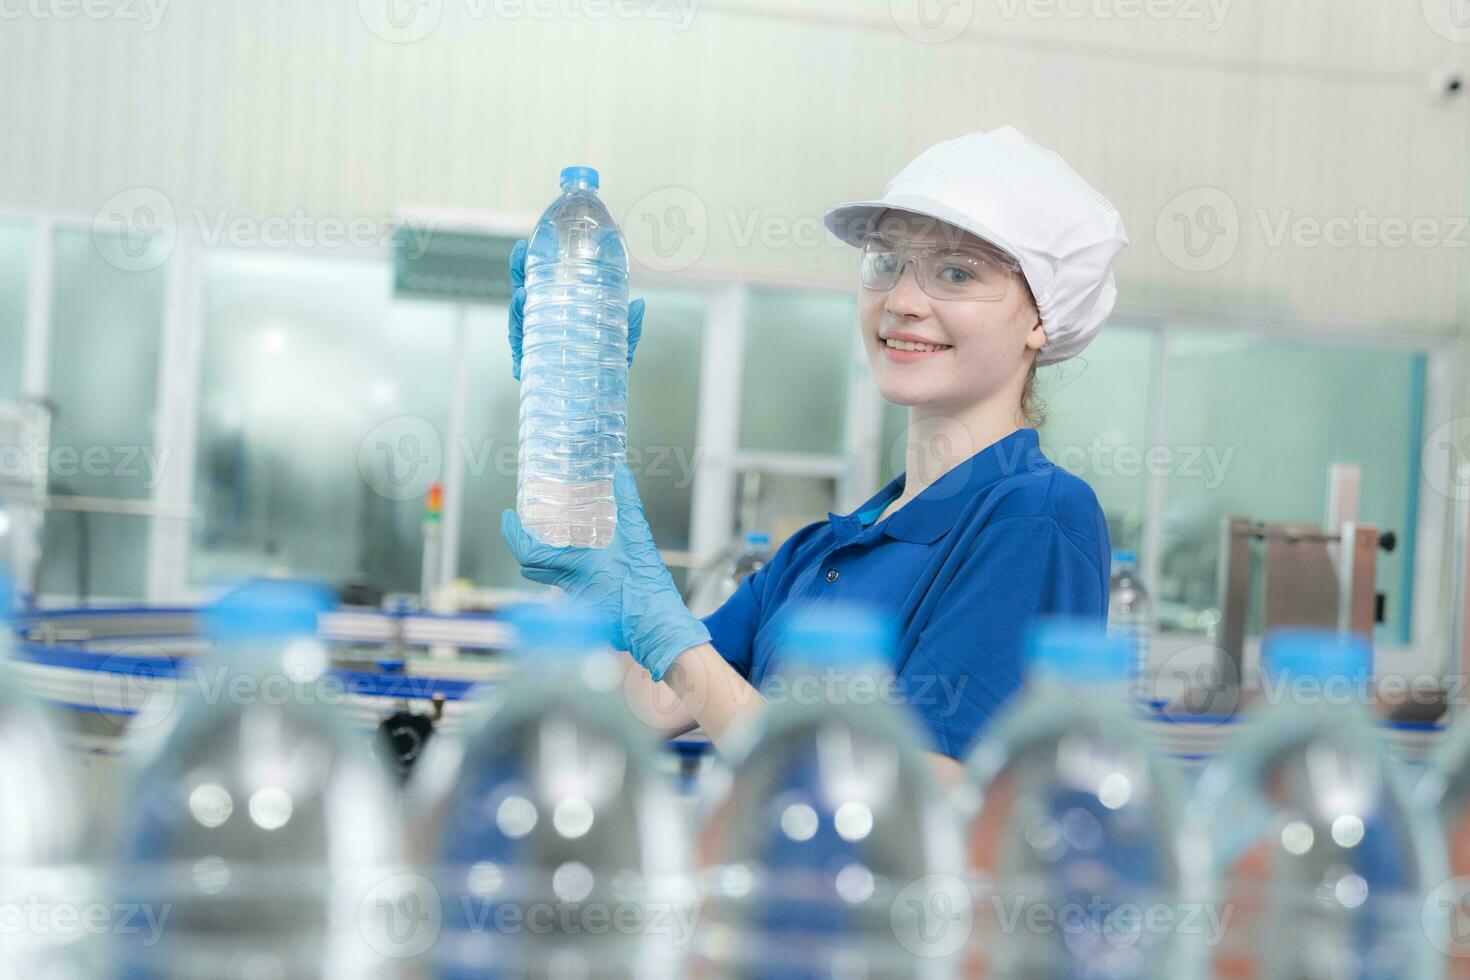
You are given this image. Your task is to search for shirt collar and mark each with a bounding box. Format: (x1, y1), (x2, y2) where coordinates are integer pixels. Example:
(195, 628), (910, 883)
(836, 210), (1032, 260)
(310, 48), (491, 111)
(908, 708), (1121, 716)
(835, 427), (1048, 544)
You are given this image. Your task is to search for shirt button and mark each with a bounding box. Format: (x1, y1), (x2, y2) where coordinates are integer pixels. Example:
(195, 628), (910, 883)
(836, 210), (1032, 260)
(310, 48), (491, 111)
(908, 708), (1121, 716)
(826, 568), (839, 583)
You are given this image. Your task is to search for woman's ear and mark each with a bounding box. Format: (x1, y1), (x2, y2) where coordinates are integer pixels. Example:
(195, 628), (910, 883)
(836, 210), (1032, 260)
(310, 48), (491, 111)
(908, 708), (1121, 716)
(1025, 318), (1047, 352)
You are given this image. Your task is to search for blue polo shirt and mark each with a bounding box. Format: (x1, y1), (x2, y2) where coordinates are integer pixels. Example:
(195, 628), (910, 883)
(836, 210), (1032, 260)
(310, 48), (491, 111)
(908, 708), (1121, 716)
(702, 426), (1111, 760)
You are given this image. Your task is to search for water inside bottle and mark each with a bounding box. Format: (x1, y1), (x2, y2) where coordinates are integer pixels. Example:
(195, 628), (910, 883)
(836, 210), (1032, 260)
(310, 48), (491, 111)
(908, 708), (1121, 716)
(516, 166), (628, 550)
(517, 476), (616, 547)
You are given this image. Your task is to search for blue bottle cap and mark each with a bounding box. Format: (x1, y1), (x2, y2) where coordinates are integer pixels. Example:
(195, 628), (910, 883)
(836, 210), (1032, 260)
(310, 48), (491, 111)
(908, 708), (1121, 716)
(204, 578), (334, 642)
(774, 601), (897, 669)
(559, 166), (600, 190)
(505, 601), (614, 658)
(1112, 549), (1136, 566)
(1261, 628), (1370, 684)
(1027, 618), (1131, 684)
(745, 532), (771, 548)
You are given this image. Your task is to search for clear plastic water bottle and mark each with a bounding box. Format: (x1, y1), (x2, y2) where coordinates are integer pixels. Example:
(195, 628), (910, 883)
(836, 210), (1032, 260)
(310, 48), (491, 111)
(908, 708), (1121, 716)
(686, 531), (772, 618)
(410, 601), (694, 979)
(721, 531), (770, 594)
(109, 579), (413, 979)
(699, 602), (967, 978)
(1185, 629), (1445, 980)
(0, 576), (94, 980)
(1108, 549), (1153, 705)
(964, 619), (1186, 980)
(517, 166), (629, 549)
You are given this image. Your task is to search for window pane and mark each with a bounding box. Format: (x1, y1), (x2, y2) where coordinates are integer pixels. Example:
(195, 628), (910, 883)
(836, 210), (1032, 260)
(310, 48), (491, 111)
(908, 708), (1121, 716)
(627, 287), (704, 550)
(40, 229), (167, 599)
(40, 513), (151, 604)
(48, 229), (164, 500)
(191, 252), (455, 592)
(739, 289), (855, 455)
(457, 287), (706, 589)
(1159, 334), (1424, 642)
(0, 221), (30, 401)
(456, 305), (518, 590)
(1038, 324), (1159, 556)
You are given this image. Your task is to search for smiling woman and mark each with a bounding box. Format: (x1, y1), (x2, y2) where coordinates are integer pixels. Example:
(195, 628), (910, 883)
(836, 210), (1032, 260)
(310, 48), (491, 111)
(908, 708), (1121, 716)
(501, 126), (1132, 769)
(858, 211), (1040, 418)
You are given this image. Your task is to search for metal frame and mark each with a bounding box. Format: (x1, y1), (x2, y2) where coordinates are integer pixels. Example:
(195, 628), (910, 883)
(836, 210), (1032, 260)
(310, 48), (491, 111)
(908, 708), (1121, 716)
(14, 216), (53, 605)
(1139, 325), (1171, 629)
(145, 229), (205, 601)
(439, 304), (471, 586)
(1337, 520), (1381, 638)
(1214, 507), (1386, 689)
(687, 282), (747, 567)
(1452, 464), (1470, 717)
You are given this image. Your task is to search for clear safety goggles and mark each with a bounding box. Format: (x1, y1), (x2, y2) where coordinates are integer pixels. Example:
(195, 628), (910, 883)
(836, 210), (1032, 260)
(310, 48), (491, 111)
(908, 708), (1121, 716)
(858, 233), (1022, 302)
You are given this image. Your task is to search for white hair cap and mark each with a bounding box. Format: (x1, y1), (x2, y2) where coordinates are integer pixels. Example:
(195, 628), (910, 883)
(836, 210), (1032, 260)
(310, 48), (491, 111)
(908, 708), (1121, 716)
(823, 127), (1129, 365)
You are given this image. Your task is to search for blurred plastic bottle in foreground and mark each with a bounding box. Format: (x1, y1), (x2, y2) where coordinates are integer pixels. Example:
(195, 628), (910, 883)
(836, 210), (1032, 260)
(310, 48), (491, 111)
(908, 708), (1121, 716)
(0, 574), (94, 980)
(410, 601), (694, 979)
(109, 579), (412, 979)
(1185, 628), (1445, 980)
(1414, 698), (1470, 976)
(964, 619), (1186, 980)
(699, 602), (966, 979)
(517, 166), (629, 549)
(1107, 549), (1154, 705)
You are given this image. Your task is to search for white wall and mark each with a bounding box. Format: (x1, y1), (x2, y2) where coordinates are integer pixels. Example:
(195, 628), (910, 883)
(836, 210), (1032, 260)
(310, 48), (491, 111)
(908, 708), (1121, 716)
(2, 0), (1467, 332)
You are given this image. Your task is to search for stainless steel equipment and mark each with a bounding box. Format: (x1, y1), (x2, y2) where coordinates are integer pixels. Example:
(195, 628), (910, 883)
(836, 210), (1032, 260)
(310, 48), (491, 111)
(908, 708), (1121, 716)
(1214, 464), (1395, 695)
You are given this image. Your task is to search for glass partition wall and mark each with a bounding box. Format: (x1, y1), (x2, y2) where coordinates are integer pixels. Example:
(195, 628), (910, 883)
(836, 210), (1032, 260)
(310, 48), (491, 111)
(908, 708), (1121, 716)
(0, 212), (1447, 651)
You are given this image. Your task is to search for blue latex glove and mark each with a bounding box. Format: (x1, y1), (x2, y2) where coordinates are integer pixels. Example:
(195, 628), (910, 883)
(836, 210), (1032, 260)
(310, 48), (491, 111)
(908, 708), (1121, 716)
(508, 239), (645, 381)
(501, 463), (710, 682)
